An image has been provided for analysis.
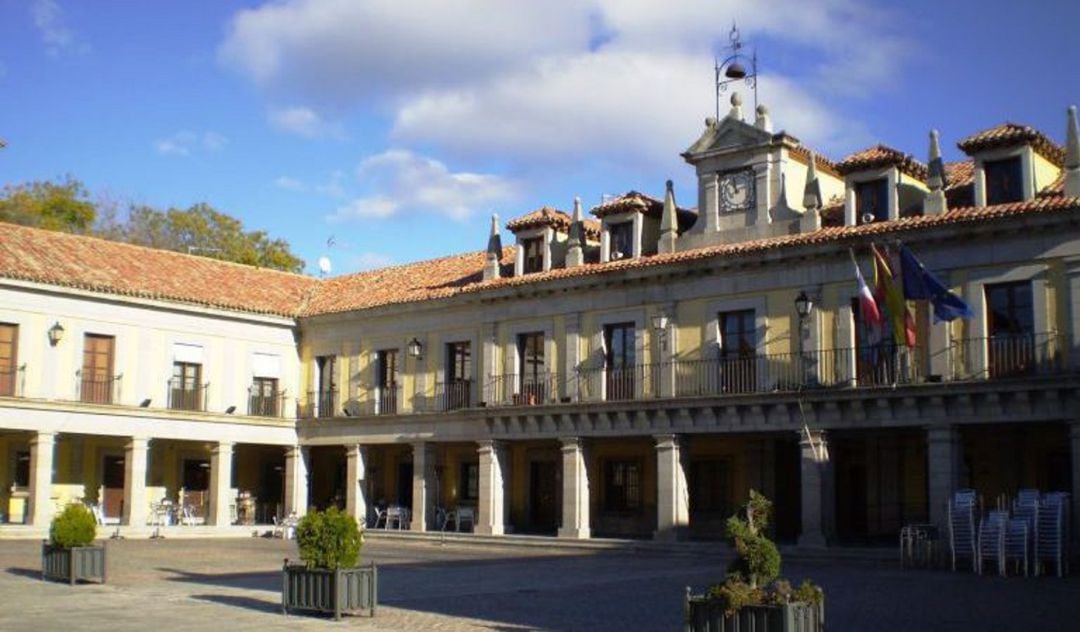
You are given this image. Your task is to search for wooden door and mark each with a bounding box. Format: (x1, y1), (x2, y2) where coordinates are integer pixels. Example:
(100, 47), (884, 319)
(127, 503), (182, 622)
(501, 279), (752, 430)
(82, 334), (115, 403)
(102, 455), (125, 519)
(0, 323), (16, 397)
(529, 460), (559, 533)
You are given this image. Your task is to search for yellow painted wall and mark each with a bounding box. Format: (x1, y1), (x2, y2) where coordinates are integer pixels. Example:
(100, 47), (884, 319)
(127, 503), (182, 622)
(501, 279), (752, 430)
(1032, 153), (1060, 195)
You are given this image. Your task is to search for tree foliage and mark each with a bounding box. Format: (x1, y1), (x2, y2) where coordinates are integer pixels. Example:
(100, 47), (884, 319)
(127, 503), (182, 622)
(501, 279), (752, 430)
(0, 177), (305, 273)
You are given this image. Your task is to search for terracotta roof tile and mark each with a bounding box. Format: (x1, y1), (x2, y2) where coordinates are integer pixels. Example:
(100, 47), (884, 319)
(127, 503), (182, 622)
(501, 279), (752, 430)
(957, 122), (1065, 166)
(505, 207), (600, 239)
(837, 144), (928, 181)
(591, 191), (661, 218)
(944, 161), (974, 188)
(0, 224), (317, 317)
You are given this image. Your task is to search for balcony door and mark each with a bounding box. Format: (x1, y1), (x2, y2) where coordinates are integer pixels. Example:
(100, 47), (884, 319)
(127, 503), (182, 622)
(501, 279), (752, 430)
(603, 323), (635, 400)
(517, 332), (545, 404)
(377, 349), (399, 414)
(171, 361), (203, 410)
(0, 323), (16, 397)
(985, 281), (1034, 377)
(445, 341), (472, 409)
(316, 355), (337, 417)
(718, 310), (756, 392)
(82, 334), (115, 404)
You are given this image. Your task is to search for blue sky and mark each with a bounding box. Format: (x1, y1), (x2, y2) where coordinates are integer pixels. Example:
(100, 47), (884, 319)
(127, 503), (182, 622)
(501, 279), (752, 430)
(1, 0), (1077, 276)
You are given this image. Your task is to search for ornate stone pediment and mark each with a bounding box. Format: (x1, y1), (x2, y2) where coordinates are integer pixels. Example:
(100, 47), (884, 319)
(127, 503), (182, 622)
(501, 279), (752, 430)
(683, 116), (774, 159)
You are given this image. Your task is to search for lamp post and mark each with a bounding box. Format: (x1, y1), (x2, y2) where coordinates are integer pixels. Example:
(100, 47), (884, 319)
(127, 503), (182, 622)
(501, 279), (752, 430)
(795, 291), (814, 387)
(715, 23), (758, 120)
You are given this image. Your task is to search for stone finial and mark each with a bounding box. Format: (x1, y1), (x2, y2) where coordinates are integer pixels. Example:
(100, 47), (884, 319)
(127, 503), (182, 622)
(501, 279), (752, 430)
(658, 180), (678, 254)
(704, 117), (717, 129)
(802, 151), (822, 210)
(728, 92), (743, 121)
(754, 103), (772, 132)
(924, 130), (949, 215)
(1065, 106), (1080, 198)
(483, 214), (502, 281)
(566, 197), (585, 268)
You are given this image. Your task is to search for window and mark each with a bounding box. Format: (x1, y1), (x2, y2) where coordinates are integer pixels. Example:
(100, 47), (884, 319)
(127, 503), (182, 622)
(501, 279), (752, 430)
(81, 334), (115, 404)
(604, 460), (642, 512)
(517, 332), (545, 404)
(603, 323), (635, 400)
(249, 377), (279, 417)
(170, 361), (203, 411)
(0, 323), (17, 397)
(986, 281), (1034, 377)
(315, 355), (337, 417)
(444, 341), (472, 409)
(718, 310), (756, 392)
(459, 462), (479, 502)
(609, 221), (633, 260)
(377, 349), (399, 414)
(855, 178), (889, 223)
(522, 237), (544, 274)
(984, 156), (1023, 205)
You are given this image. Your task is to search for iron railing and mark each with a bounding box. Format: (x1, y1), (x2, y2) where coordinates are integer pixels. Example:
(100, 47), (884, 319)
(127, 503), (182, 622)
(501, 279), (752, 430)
(948, 333), (1065, 380)
(302, 389), (339, 418)
(0, 364), (25, 398)
(248, 386), (287, 417)
(168, 378), (209, 412)
(77, 370), (122, 405)
(485, 373), (560, 406)
(435, 379), (474, 411)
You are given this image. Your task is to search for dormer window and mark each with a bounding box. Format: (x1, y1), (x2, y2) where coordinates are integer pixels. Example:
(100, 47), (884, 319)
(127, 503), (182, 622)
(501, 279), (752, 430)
(522, 236), (544, 274)
(856, 178), (889, 224)
(984, 156), (1023, 205)
(609, 221), (633, 260)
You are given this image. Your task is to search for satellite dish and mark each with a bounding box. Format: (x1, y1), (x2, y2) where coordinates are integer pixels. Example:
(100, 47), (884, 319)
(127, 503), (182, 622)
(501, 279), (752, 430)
(317, 256), (332, 276)
(861, 213), (875, 225)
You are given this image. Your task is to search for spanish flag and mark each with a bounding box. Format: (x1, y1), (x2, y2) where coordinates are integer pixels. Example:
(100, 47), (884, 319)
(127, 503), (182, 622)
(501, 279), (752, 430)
(872, 244), (916, 348)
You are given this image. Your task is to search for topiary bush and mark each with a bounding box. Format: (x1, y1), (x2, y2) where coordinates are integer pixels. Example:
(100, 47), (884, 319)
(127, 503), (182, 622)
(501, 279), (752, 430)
(295, 507), (363, 570)
(49, 503), (97, 549)
(707, 490), (822, 616)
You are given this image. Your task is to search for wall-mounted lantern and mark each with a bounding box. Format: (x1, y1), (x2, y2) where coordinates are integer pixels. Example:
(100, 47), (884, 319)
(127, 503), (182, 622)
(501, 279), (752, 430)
(47, 321), (65, 346)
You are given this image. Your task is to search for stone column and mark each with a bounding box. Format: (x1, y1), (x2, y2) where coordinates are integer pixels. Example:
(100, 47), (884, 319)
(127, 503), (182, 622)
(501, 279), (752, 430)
(29, 431), (56, 527)
(558, 437), (590, 539)
(654, 434), (689, 541)
(122, 437), (149, 527)
(209, 442), (234, 526)
(411, 442), (434, 532)
(797, 430), (829, 548)
(927, 425), (962, 531)
(345, 444), (368, 528)
(476, 440), (509, 535)
(283, 445), (309, 517)
(1070, 422), (1080, 549)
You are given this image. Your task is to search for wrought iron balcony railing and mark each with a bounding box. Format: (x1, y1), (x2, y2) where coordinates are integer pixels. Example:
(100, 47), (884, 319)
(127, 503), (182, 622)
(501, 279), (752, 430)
(484, 373), (560, 407)
(77, 370), (122, 405)
(247, 386), (288, 417)
(0, 364), (25, 398)
(168, 378), (209, 412)
(435, 379), (474, 411)
(302, 389), (339, 418)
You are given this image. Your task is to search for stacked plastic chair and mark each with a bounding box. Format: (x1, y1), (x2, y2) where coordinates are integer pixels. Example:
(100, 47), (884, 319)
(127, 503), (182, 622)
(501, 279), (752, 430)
(948, 489), (978, 572)
(1036, 492), (1071, 577)
(977, 510), (1008, 576)
(1004, 517), (1030, 577)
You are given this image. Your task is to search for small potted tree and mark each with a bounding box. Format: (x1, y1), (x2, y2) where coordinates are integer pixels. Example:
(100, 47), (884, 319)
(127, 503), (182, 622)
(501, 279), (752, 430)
(282, 507), (376, 620)
(42, 504), (106, 585)
(685, 490), (824, 631)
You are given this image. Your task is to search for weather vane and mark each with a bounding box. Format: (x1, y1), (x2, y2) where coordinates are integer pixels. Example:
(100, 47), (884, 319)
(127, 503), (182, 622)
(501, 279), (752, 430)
(715, 22), (758, 119)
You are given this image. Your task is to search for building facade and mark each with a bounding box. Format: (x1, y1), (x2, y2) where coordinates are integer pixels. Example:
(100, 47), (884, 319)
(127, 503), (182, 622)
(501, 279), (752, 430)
(3, 98), (1080, 548)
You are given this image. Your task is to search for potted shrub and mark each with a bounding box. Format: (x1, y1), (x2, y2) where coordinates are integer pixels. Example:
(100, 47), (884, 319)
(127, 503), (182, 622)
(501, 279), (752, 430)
(685, 490), (824, 632)
(282, 507), (376, 620)
(41, 503), (106, 585)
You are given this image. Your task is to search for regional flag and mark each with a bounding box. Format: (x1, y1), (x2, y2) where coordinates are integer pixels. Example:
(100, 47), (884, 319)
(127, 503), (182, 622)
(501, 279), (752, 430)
(872, 244), (917, 348)
(850, 251), (882, 328)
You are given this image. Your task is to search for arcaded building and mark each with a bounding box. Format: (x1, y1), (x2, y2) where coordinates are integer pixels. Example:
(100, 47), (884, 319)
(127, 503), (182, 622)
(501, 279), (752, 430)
(3, 97), (1080, 548)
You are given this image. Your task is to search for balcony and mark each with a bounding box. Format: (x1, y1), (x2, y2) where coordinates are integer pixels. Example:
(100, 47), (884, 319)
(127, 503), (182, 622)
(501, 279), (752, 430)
(77, 371), (122, 405)
(303, 389), (339, 418)
(435, 379), (474, 411)
(168, 378), (208, 412)
(247, 386), (287, 417)
(0, 364), (25, 397)
(949, 333), (1065, 380)
(485, 373), (560, 407)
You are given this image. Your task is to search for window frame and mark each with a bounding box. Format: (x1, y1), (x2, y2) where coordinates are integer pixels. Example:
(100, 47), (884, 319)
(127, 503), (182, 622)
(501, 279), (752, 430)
(984, 156), (1024, 205)
(855, 177), (890, 223)
(522, 236), (544, 274)
(603, 458), (643, 513)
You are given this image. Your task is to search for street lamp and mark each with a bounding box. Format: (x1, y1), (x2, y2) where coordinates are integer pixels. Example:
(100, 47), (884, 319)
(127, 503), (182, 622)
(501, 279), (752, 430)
(794, 291), (814, 321)
(47, 321), (65, 346)
(407, 337), (423, 360)
(651, 314), (670, 351)
(715, 23), (758, 119)
(795, 291), (815, 387)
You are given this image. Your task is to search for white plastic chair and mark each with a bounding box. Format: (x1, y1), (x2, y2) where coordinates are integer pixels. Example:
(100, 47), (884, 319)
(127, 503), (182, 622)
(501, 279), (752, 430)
(977, 510), (1007, 576)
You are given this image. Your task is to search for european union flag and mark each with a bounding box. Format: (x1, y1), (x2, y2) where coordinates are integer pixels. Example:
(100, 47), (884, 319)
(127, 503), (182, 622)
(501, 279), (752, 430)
(899, 245), (974, 322)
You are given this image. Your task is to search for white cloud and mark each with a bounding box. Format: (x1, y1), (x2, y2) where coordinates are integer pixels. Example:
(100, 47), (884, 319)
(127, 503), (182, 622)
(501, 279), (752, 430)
(273, 171), (348, 197)
(155, 131), (229, 157)
(267, 106), (346, 140)
(31, 0), (89, 57)
(329, 150), (518, 222)
(274, 176), (306, 191)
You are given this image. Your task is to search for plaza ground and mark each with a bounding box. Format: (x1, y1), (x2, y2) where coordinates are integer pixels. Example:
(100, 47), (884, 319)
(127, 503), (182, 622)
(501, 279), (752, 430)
(0, 537), (1078, 631)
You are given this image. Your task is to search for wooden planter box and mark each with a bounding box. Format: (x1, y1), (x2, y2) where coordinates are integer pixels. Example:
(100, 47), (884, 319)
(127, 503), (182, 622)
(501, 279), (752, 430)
(41, 542), (106, 585)
(281, 560), (377, 620)
(685, 592), (824, 632)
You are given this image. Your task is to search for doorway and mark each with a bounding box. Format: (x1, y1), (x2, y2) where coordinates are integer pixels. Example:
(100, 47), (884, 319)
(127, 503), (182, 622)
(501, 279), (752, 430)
(102, 455), (125, 520)
(397, 461), (414, 508)
(528, 460), (559, 534)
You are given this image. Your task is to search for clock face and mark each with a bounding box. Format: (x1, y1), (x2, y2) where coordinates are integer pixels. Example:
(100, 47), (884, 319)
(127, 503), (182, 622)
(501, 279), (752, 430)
(718, 169), (756, 213)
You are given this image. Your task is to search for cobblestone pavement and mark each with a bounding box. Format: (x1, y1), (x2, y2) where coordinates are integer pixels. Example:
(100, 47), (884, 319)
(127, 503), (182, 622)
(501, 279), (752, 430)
(1, 537), (1078, 631)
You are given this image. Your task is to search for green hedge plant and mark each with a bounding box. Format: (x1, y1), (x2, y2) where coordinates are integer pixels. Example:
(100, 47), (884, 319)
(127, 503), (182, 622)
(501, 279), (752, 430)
(707, 490), (823, 616)
(295, 507), (363, 570)
(49, 504), (97, 549)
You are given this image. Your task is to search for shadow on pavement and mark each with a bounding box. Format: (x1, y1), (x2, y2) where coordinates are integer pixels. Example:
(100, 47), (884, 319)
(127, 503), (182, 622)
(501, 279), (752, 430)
(159, 567), (279, 592)
(5, 567), (41, 580)
(191, 593), (282, 615)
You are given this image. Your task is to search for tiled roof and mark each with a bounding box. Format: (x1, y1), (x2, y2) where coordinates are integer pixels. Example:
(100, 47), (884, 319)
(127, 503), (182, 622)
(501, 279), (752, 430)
(592, 191), (662, 218)
(304, 196), (1080, 316)
(0, 223), (317, 317)
(944, 161), (975, 188)
(957, 123), (1065, 166)
(788, 145), (843, 178)
(301, 247), (514, 316)
(504, 207), (600, 239)
(836, 145), (929, 181)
